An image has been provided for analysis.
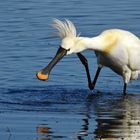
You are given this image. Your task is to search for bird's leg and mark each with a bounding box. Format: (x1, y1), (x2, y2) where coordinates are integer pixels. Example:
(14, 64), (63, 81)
(123, 83), (127, 95)
(122, 65), (131, 95)
(77, 53), (102, 90)
(77, 53), (92, 90)
(91, 66), (102, 90)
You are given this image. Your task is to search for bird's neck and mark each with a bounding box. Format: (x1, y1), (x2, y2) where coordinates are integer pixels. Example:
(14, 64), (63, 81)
(79, 37), (104, 52)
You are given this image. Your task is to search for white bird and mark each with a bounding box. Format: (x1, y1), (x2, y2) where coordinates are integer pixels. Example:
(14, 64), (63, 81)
(36, 19), (140, 95)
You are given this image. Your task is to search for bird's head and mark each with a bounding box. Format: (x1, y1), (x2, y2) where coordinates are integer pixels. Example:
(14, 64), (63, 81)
(61, 36), (86, 55)
(36, 19), (84, 81)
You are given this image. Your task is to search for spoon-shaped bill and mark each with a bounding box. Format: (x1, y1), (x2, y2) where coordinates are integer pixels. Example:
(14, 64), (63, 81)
(36, 47), (67, 81)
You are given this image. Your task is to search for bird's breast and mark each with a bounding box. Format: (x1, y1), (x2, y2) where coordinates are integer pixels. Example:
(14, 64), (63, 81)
(101, 30), (119, 54)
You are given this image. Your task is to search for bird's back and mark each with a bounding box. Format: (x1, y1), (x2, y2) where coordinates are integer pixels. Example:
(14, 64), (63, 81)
(96, 29), (140, 74)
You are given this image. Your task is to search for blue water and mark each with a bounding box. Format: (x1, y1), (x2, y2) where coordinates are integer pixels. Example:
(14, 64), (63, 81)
(0, 0), (140, 140)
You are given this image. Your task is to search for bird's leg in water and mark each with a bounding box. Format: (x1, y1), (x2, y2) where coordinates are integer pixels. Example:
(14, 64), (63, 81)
(123, 83), (127, 95)
(77, 53), (102, 90)
(122, 65), (131, 95)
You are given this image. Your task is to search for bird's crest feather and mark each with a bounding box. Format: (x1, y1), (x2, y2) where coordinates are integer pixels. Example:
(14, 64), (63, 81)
(52, 19), (79, 39)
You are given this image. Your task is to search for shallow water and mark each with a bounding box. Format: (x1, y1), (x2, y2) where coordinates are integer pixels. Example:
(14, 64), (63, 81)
(0, 0), (140, 140)
(1, 88), (140, 140)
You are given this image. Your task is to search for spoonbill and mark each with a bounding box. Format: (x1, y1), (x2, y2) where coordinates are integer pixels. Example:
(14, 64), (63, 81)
(36, 19), (140, 95)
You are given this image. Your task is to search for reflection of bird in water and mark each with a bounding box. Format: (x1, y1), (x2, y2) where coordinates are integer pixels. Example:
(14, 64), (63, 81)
(118, 96), (140, 140)
(36, 93), (140, 140)
(37, 124), (51, 140)
(77, 115), (90, 140)
(93, 94), (140, 140)
(75, 93), (140, 140)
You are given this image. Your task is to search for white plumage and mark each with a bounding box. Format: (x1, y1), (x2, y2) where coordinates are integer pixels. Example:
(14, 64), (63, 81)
(51, 19), (140, 94)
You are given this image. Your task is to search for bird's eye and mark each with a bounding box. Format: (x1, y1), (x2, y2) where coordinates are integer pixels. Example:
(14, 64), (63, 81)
(67, 48), (70, 51)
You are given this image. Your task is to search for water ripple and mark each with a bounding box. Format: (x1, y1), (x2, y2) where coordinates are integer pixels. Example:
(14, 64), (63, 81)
(1, 0), (140, 139)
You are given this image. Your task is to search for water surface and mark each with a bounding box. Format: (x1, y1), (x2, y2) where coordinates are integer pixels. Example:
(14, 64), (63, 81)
(0, 0), (140, 139)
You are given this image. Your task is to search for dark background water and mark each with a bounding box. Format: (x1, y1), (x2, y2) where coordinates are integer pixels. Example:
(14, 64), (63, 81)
(0, 0), (140, 140)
